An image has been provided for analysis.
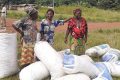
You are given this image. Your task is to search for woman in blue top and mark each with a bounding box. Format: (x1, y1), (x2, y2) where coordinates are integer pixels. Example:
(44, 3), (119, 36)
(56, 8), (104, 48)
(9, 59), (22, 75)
(40, 9), (69, 45)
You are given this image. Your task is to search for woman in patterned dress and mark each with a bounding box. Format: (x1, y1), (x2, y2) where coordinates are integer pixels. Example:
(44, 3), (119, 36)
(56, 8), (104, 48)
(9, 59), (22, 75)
(12, 7), (38, 68)
(40, 9), (69, 45)
(64, 8), (88, 55)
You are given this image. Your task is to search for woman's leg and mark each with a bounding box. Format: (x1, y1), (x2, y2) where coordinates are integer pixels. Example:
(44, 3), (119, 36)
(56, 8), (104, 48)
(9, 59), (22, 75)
(19, 44), (34, 69)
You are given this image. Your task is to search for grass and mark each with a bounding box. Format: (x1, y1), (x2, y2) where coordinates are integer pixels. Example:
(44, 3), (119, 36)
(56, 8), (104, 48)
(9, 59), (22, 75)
(54, 28), (120, 50)
(1, 28), (120, 80)
(8, 5), (120, 22)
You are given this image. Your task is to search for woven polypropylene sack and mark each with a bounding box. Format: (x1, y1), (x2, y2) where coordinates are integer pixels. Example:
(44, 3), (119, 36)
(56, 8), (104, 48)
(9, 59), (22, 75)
(102, 48), (120, 62)
(34, 41), (65, 80)
(94, 62), (112, 80)
(63, 53), (100, 79)
(54, 73), (90, 80)
(104, 61), (120, 77)
(0, 33), (19, 78)
(19, 61), (49, 80)
(85, 44), (110, 57)
(93, 76), (109, 80)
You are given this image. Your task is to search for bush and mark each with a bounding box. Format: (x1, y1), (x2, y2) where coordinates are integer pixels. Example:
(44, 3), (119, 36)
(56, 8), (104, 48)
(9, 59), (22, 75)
(87, 0), (98, 6)
(98, 0), (118, 9)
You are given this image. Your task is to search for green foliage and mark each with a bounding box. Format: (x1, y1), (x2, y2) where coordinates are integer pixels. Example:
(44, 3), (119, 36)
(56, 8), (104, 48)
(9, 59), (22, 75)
(87, 0), (98, 6)
(8, 10), (26, 19)
(1, 0), (120, 10)
(7, 5), (120, 22)
(98, 0), (118, 9)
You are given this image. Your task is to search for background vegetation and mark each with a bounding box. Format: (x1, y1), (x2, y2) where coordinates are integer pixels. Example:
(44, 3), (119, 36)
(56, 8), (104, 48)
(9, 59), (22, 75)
(7, 5), (120, 22)
(1, 0), (120, 10)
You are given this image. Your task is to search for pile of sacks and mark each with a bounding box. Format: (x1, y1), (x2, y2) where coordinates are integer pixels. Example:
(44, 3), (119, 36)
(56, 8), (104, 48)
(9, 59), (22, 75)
(19, 42), (120, 80)
(85, 44), (120, 78)
(85, 44), (120, 62)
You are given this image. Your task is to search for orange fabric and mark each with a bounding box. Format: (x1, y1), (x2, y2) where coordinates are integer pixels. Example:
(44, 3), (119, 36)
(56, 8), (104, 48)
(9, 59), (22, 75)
(19, 42), (34, 66)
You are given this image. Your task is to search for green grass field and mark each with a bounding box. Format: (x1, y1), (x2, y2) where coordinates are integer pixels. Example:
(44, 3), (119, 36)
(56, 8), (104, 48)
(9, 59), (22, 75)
(8, 5), (120, 22)
(1, 28), (120, 80)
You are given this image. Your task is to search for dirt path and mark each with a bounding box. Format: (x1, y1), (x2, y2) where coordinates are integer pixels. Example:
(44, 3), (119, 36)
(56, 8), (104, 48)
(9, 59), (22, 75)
(3, 18), (120, 32)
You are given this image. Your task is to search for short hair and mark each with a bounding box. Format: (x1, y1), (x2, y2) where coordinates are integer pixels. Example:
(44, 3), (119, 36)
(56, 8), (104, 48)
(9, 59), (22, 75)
(46, 9), (54, 15)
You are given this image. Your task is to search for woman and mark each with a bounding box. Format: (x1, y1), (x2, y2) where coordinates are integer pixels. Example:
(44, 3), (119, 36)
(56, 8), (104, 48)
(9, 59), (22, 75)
(40, 9), (69, 45)
(64, 8), (88, 55)
(12, 7), (38, 68)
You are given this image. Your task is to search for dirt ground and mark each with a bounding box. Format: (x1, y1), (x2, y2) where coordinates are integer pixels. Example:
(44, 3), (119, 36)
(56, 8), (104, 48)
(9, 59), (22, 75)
(2, 18), (120, 32)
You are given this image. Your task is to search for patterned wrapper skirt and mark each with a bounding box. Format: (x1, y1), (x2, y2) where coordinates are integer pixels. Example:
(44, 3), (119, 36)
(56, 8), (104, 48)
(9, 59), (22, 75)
(19, 41), (35, 68)
(69, 36), (86, 55)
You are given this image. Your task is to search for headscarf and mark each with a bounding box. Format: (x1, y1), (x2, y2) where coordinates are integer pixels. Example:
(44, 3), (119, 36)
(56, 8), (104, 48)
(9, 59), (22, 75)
(73, 8), (81, 15)
(25, 6), (38, 16)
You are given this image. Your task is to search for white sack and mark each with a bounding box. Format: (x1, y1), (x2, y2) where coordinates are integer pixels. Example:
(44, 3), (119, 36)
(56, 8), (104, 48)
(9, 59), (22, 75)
(104, 61), (120, 77)
(102, 48), (120, 62)
(85, 44), (110, 57)
(0, 33), (19, 78)
(58, 49), (94, 63)
(19, 61), (49, 80)
(94, 62), (112, 80)
(55, 73), (90, 80)
(63, 53), (100, 78)
(34, 41), (65, 80)
(80, 55), (94, 63)
(93, 76), (109, 80)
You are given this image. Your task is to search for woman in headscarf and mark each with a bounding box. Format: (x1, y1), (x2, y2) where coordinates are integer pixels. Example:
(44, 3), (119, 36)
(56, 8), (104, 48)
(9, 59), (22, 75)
(40, 9), (70, 45)
(64, 8), (88, 55)
(12, 6), (38, 68)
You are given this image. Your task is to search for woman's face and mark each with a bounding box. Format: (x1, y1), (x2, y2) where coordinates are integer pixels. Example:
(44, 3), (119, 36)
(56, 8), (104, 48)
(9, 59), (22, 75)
(46, 11), (54, 20)
(74, 10), (82, 19)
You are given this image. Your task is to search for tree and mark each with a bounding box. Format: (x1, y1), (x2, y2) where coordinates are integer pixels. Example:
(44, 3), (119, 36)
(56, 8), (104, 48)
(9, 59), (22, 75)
(98, 0), (118, 9)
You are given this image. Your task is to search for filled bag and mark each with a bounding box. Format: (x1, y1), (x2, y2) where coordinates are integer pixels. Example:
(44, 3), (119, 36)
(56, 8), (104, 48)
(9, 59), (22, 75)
(93, 76), (109, 80)
(55, 73), (90, 80)
(34, 41), (65, 80)
(102, 48), (120, 62)
(0, 33), (19, 78)
(85, 44), (110, 57)
(19, 61), (49, 80)
(80, 55), (94, 63)
(63, 53), (100, 79)
(104, 61), (120, 77)
(94, 62), (112, 80)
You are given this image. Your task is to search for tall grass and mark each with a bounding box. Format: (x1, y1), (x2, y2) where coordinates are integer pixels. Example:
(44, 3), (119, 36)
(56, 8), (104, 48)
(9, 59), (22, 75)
(8, 5), (120, 22)
(53, 28), (120, 50)
(1, 28), (120, 80)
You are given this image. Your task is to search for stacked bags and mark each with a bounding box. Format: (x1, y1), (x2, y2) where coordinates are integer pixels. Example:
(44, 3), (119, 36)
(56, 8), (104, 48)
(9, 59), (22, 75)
(85, 44), (110, 57)
(34, 41), (65, 80)
(20, 41), (92, 80)
(85, 44), (120, 78)
(20, 42), (120, 80)
(0, 33), (19, 78)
